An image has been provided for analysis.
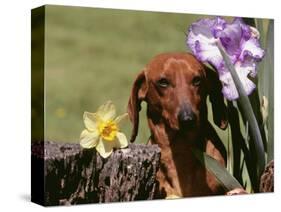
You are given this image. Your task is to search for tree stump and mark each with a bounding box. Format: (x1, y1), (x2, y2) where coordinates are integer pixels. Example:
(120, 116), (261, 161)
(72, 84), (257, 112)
(260, 160), (274, 192)
(31, 141), (161, 206)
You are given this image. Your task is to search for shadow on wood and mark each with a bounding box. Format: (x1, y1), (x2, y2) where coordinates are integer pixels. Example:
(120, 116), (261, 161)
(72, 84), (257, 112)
(31, 141), (161, 206)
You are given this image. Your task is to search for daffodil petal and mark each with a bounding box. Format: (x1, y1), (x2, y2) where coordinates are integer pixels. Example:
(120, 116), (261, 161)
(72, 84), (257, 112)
(114, 113), (128, 124)
(115, 132), (128, 148)
(80, 129), (99, 149)
(96, 138), (114, 158)
(97, 101), (116, 122)
(83, 112), (99, 131)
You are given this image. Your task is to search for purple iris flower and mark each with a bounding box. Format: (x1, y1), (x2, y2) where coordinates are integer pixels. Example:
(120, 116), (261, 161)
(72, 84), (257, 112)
(187, 17), (265, 100)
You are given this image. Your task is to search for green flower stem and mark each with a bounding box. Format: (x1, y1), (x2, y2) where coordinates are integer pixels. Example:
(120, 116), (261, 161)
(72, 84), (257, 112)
(217, 43), (265, 177)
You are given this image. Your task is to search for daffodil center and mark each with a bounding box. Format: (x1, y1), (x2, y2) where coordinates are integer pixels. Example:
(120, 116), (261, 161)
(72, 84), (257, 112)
(98, 121), (118, 141)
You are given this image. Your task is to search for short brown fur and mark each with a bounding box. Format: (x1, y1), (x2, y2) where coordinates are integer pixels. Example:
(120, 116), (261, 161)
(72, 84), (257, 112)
(128, 52), (228, 197)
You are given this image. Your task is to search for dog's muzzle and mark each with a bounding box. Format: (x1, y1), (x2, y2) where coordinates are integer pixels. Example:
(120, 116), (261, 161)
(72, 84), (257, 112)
(178, 104), (196, 129)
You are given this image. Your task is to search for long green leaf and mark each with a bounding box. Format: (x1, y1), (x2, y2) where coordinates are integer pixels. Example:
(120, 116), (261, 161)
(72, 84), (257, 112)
(264, 20), (274, 162)
(217, 44), (265, 178)
(227, 101), (258, 190)
(192, 148), (243, 191)
(243, 19), (267, 154)
(227, 101), (242, 184)
(256, 19), (266, 49)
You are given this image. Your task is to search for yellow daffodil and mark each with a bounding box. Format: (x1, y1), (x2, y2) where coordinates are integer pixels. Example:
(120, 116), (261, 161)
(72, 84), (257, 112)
(80, 101), (128, 158)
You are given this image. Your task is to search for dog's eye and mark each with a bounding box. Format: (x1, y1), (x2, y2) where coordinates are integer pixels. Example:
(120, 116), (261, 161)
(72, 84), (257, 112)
(192, 76), (201, 86)
(157, 78), (170, 88)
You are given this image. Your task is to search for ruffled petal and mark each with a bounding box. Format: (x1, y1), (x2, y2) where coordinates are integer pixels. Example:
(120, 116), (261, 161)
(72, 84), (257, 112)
(187, 31), (223, 69)
(239, 37), (265, 62)
(190, 18), (218, 38)
(95, 138), (114, 158)
(187, 17), (227, 69)
(187, 24), (212, 54)
(115, 132), (128, 148)
(83, 112), (99, 131)
(217, 19), (242, 57)
(219, 63), (256, 100)
(239, 58), (258, 77)
(194, 38), (224, 69)
(220, 72), (239, 100)
(249, 26), (260, 39)
(186, 17), (264, 101)
(215, 17), (227, 29)
(235, 62), (256, 95)
(80, 129), (99, 149)
(232, 18), (252, 41)
(96, 101), (116, 122)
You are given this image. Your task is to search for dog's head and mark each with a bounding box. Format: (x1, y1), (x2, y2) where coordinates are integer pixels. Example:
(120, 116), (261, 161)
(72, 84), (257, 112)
(128, 53), (227, 142)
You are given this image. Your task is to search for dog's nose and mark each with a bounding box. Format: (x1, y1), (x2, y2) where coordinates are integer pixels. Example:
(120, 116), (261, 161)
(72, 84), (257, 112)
(178, 105), (196, 126)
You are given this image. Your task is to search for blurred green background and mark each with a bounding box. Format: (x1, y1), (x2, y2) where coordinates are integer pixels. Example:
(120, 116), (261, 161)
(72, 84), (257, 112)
(43, 5), (217, 143)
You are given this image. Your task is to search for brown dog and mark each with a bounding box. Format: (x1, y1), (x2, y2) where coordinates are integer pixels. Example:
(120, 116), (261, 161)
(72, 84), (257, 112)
(128, 52), (229, 198)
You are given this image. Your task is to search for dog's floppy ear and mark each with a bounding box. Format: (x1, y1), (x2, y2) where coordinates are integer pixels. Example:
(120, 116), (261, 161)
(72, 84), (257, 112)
(127, 70), (148, 142)
(205, 64), (228, 130)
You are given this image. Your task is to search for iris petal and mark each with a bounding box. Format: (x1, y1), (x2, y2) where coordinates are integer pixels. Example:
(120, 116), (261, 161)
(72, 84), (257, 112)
(218, 19), (243, 58)
(194, 38), (224, 69)
(240, 38), (265, 62)
(187, 17), (264, 100)
(187, 19), (224, 69)
(220, 63), (256, 100)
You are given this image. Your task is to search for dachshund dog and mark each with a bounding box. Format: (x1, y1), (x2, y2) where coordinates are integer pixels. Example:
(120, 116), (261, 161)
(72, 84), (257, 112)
(128, 52), (230, 198)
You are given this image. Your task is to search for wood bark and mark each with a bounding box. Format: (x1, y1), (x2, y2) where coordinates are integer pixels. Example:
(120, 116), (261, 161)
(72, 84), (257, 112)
(31, 141), (161, 206)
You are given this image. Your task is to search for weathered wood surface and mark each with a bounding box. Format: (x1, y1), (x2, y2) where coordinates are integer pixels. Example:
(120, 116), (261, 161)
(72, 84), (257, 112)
(31, 141), (161, 206)
(260, 160), (274, 192)
(31, 141), (273, 206)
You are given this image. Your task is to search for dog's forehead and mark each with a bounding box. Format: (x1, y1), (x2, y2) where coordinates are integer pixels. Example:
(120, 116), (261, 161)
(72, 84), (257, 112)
(145, 53), (204, 77)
